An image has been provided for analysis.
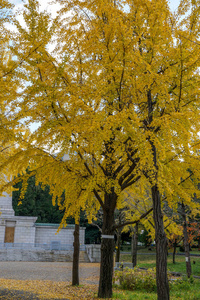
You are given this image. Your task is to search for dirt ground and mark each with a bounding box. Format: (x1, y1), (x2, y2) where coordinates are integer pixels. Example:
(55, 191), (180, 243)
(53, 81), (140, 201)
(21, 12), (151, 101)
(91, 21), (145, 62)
(0, 262), (100, 299)
(0, 262), (100, 284)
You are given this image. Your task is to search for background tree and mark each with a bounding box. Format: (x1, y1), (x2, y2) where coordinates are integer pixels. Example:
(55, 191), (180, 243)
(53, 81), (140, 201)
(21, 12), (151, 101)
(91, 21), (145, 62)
(180, 202), (192, 278)
(13, 175), (64, 223)
(187, 221), (200, 249)
(13, 174), (101, 243)
(120, 185), (153, 266)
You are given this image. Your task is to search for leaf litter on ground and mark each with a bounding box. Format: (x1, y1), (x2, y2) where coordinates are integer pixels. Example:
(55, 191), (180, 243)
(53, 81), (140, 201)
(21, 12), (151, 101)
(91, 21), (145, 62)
(0, 278), (124, 299)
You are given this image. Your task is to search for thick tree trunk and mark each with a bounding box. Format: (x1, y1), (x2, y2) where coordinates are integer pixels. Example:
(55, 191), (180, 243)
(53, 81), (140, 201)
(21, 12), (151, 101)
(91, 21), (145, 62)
(115, 230), (121, 263)
(72, 223), (80, 285)
(173, 239), (177, 264)
(152, 184), (169, 300)
(147, 89), (169, 300)
(181, 202), (192, 278)
(98, 192), (116, 298)
(132, 223), (138, 267)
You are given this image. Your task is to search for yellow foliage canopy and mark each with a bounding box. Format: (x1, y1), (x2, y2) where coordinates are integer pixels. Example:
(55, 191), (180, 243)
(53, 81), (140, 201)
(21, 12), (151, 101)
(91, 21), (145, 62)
(0, 0), (200, 228)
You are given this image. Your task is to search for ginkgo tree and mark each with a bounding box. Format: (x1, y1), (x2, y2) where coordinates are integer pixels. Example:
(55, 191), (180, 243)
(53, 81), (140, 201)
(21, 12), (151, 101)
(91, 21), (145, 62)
(1, 0), (200, 299)
(0, 0), (21, 191)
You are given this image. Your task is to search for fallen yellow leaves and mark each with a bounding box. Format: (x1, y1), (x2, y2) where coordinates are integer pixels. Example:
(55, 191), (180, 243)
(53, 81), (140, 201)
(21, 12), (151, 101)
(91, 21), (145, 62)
(0, 279), (97, 299)
(0, 278), (124, 299)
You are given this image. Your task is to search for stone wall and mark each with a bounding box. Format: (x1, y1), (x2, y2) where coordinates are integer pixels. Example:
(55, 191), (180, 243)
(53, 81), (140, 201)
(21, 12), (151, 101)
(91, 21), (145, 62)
(35, 224), (85, 246)
(14, 218), (37, 244)
(15, 226), (36, 244)
(0, 216), (37, 244)
(0, 222), (5, 242)
(0, 219), (85, 246)
(0, 248), (74, 261)
(0, 193), (86, 249)
(0, 191), (14, 216)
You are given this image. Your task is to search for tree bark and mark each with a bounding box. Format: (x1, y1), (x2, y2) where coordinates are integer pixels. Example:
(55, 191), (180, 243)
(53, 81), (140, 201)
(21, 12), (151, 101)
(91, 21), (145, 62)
(98, 192), (116, 298)
(132, 223), (138, 267)
(173, 239), (177, 264)
(72, 223), (80, 285)
(181, 202), (192, 278)
(115, 230), (121, 263)
(147, 88), (169, 300)
(152, 183), (169, 300)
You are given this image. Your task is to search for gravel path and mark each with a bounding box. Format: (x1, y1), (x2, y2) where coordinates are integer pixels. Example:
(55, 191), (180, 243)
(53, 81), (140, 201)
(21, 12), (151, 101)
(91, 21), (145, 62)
(0, 262), (100, 285)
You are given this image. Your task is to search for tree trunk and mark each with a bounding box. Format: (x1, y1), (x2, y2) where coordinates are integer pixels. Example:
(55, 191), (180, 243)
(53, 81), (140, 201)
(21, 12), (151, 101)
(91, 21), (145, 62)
(72, 223), (80, 285)
(147, 89), (169, 300)
(173, 239), (177, 264)
(98, 192), (116, 298)
(152, 184), (169, 300)
(132, 223), (138, 267)
(181, 202), (192, 278)
(115, 230), (121, 263)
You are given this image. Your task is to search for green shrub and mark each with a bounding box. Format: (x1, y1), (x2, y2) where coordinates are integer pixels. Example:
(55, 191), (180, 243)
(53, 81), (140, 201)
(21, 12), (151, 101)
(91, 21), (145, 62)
(114, 268), (157, 292)
(114, 268), (191, 293)
(169, 275), (195, 291)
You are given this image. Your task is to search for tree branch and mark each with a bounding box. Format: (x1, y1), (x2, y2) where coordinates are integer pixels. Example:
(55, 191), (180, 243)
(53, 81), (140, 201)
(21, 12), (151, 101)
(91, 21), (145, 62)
(121, 175), (141, 190)
(93, 189), (105, 210)
(77, 151), (105, 209)
(114, 171), (194, 230)
(118, 153), (139, 187)
(113, 207), (153, 230)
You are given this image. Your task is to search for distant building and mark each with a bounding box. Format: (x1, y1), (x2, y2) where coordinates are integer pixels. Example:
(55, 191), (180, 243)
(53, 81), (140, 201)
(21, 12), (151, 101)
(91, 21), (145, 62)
(0, 191), (85, 248)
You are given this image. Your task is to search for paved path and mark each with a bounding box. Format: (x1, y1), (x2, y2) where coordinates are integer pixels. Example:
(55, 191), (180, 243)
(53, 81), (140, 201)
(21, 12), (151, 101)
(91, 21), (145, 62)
(0, 262), (100, 285)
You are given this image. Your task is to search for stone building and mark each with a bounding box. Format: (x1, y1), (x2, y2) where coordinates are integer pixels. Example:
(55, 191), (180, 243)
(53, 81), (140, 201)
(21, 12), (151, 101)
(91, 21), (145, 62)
(0, 191), (85, 251)
(0, 191), (103, 263)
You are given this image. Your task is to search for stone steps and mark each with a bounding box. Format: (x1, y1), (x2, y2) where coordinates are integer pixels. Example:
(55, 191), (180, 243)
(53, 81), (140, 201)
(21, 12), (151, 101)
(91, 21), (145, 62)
(79, 250), (90, 262)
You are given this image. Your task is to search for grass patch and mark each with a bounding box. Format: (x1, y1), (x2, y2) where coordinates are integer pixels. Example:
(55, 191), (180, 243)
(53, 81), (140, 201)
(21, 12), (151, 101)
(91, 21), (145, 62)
(120, 252), (200, 276)
(113, 290), (156, 299)
(113, 276), (200, 300)
(116, 250), (200, 299)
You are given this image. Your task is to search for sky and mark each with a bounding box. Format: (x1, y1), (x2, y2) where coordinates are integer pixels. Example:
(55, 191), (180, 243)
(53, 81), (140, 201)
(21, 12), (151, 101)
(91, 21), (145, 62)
(169, 0), (181, 11)
(10, 0), (181, 14)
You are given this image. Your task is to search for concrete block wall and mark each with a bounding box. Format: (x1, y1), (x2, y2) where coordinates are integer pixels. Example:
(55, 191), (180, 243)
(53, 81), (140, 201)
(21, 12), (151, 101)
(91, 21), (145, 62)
(0, 217), (37, 244)
(35, 225), (85, 245)
(0, 249), (74, 262)
(80, 229), (85, 245)
(14, 226), (36, 244)
(0, 192), (86, 248)
(14, 217), (37, 244)
(0, 225), (5, 242)
(0, 217), (86, 247)
(0, 192), (14, 216)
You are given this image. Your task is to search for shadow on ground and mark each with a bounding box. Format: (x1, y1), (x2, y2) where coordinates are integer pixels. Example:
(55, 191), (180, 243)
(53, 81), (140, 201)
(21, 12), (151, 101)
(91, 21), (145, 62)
(0, 288), (69, 300)
(0, 288), (41, 300)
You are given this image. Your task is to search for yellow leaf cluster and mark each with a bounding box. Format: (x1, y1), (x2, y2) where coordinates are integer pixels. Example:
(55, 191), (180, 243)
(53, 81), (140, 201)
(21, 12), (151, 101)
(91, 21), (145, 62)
(0, 0), (200, 236)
